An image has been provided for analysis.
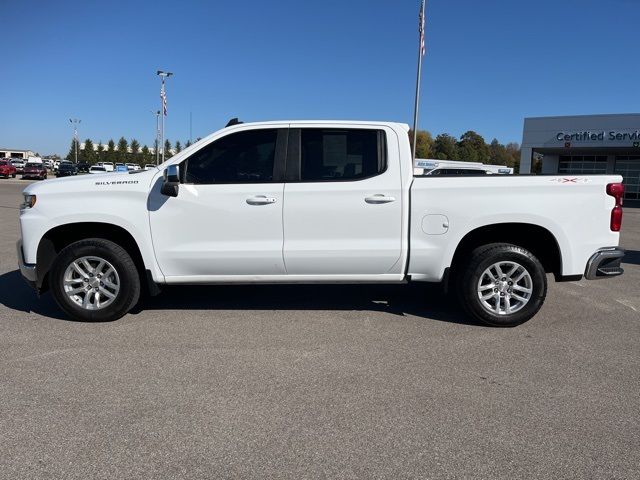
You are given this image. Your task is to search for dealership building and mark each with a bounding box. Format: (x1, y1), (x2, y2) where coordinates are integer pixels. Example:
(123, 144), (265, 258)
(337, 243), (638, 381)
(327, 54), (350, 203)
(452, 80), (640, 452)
(520, 114), (640, 204)
(0, 148), (36, 160)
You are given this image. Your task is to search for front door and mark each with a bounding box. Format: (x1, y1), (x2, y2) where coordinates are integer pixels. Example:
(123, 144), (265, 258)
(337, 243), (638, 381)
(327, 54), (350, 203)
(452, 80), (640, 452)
(149, 127), (287, 278)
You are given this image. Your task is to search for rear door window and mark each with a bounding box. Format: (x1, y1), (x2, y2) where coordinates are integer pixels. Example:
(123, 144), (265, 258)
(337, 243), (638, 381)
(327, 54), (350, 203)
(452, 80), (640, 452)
(299, 129), (386, 181)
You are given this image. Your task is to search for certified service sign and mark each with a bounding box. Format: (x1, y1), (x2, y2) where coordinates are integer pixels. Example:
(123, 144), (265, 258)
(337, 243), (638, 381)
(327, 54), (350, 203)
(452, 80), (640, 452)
(556, 130), (640, 142)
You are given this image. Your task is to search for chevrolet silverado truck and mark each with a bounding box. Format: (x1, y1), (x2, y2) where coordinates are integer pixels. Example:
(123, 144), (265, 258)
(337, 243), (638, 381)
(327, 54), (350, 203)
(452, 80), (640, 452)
(17, 120), (626, 326)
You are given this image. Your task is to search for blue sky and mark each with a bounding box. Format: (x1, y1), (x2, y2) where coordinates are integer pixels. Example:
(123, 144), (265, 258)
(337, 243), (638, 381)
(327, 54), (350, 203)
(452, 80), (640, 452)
(2, 0), (639, 156)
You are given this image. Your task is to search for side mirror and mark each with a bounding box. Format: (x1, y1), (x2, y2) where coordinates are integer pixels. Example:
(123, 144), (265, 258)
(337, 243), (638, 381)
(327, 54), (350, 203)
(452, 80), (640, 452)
(161, 164), (179, 197)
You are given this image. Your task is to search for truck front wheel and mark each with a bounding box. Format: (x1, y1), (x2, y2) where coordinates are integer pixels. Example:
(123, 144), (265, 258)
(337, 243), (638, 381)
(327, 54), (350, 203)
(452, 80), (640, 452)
(50, 238), (141, 322)
(458, 243), (547, 327)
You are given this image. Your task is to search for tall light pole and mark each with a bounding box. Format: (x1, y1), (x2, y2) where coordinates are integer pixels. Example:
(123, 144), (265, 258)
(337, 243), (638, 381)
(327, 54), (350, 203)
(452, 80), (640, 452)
(156, 70), (173, 163)
(69, 118), (81, 163)
(151, 110), (160, 165)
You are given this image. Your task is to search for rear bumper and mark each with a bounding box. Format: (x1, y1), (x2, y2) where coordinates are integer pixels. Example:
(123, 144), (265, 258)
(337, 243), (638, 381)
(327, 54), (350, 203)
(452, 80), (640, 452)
(584, 247), (625, 280)
(16, 239), (37, 288)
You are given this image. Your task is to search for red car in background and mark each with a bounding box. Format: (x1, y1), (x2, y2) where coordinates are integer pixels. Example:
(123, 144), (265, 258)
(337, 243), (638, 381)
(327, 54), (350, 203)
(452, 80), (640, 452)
(22, 162), (48, 180)
(0, 159), (17, 178)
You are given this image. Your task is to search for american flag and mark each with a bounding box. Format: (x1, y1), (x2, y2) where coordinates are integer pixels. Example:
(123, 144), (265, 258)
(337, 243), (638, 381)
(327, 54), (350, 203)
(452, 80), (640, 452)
(161, 87), (167, 116)
(419, 1), (426, 56)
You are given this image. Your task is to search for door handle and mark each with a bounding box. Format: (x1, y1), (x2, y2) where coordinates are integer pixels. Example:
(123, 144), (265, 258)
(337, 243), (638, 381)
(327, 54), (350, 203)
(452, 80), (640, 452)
(365, 194), (396, 204)
(246, 195), (277, 205)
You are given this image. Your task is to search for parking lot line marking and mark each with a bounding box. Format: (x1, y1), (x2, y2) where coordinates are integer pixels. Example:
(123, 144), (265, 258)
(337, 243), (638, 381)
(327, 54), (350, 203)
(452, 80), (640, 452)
(616, 299), (638, 312)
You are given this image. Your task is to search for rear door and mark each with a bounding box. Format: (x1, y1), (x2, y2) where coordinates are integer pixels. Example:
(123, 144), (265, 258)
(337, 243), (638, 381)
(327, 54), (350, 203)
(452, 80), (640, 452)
(282, 125), (403, 276)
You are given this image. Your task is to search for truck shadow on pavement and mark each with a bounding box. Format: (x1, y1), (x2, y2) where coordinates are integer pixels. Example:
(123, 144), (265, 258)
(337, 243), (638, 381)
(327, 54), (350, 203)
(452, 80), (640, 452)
(0, 269), (482, 326)
(0, 270), (68, 320)
(622, 249), (640, 266)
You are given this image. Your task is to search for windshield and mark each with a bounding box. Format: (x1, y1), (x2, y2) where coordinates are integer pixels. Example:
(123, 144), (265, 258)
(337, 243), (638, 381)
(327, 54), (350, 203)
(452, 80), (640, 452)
(0, 161), (8, 166)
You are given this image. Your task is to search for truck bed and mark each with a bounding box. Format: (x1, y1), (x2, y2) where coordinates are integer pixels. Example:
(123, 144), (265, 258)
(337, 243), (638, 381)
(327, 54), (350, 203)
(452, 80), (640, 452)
(407, 174), (622, 281)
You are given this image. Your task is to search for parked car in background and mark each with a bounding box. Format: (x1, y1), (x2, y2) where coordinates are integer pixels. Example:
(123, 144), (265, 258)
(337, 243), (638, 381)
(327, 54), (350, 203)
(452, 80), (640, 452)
(115, 164), (129, 172)
(0, 159), (18, 178)
(99, 162), (115, 172)
(10, 159), (25, 174)
(126, 163), (141, 171)
(89, 165), (107, 174)
(76, 162), (90, 173)
(56, 161), (78, 177)
(43, 159), (54, 169)
(424, 167), (490, 176)
(144, 164), (156, 170)
(414, 159), (514, 176)
(22, 161), (47, 180)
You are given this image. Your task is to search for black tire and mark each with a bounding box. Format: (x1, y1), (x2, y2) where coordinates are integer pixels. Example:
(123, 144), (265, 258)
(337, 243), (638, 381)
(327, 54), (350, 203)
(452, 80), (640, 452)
(50, 238), (141, 322)
(12, 173), (16, 178)
(457, 243), (547, 327)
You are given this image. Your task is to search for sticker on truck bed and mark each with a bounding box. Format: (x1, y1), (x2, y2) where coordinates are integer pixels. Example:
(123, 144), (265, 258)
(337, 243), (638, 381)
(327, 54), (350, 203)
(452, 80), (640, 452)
(549, 177), (590, 184)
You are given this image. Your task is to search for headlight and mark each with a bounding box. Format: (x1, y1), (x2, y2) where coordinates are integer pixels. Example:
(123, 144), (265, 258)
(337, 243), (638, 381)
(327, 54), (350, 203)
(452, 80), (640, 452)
(20, 194), (36, 210)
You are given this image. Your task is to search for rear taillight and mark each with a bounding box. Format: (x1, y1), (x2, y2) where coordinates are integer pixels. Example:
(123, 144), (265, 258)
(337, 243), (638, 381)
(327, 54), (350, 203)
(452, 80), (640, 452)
(606, 183), (624, 232)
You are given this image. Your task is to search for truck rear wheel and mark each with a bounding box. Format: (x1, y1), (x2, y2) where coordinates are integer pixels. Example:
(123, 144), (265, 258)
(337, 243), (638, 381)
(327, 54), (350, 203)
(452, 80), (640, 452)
(458, 243), (547, 327)
(50, 239), (140, 322)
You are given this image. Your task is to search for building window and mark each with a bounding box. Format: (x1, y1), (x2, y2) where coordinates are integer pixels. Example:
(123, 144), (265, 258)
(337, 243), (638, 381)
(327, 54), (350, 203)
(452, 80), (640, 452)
(558, 155), (607, 174)
(614, 156), (640, 201)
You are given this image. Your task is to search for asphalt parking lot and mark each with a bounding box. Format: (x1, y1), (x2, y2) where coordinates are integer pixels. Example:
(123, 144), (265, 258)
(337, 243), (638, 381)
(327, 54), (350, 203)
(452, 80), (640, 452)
(0, 179), (638, 479)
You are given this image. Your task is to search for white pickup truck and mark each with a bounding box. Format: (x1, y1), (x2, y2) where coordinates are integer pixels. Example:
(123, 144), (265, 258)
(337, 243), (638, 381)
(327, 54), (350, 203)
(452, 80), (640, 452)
(17, 120), (626, 326)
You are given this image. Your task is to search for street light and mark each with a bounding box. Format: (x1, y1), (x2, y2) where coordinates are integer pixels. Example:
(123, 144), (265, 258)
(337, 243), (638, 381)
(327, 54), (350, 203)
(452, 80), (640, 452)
(69, 118), (81, 163)
(156, 70), (173, 163)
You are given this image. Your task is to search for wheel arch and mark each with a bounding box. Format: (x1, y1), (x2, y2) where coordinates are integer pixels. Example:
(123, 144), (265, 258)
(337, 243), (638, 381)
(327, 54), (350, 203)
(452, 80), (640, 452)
(36, 222), (151, 293)
(448, 222), (563, 286)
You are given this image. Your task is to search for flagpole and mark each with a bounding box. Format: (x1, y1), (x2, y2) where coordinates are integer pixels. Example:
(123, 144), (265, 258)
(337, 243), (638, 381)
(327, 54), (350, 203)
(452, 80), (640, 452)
(161, 78), (165, 163)
(411, 0), (426, 162)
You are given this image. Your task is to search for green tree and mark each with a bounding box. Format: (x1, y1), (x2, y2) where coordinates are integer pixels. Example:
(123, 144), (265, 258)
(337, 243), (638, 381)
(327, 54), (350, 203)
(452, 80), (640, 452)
(505, 142), (521, 169)
(488, 138), (509, 166)
(184, 140), (192, 148)
(458, 131), (489, 163)
(105, 139), (116, 163)
(433, 133), (459, 160)
(141, 145), (151, 164)
(96, 141), (104, 164)
(117, 137), (129, 162)
(81, 138), (95, 163)
(487, 139), (521, 168)
(175, 141), (182, 154)
(164, 139), (172, 159)
(408, 130), (433, 159)
(66, 138), (80, 161)
(130, 138), (140, 157)
(130, 139), (140, 164)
